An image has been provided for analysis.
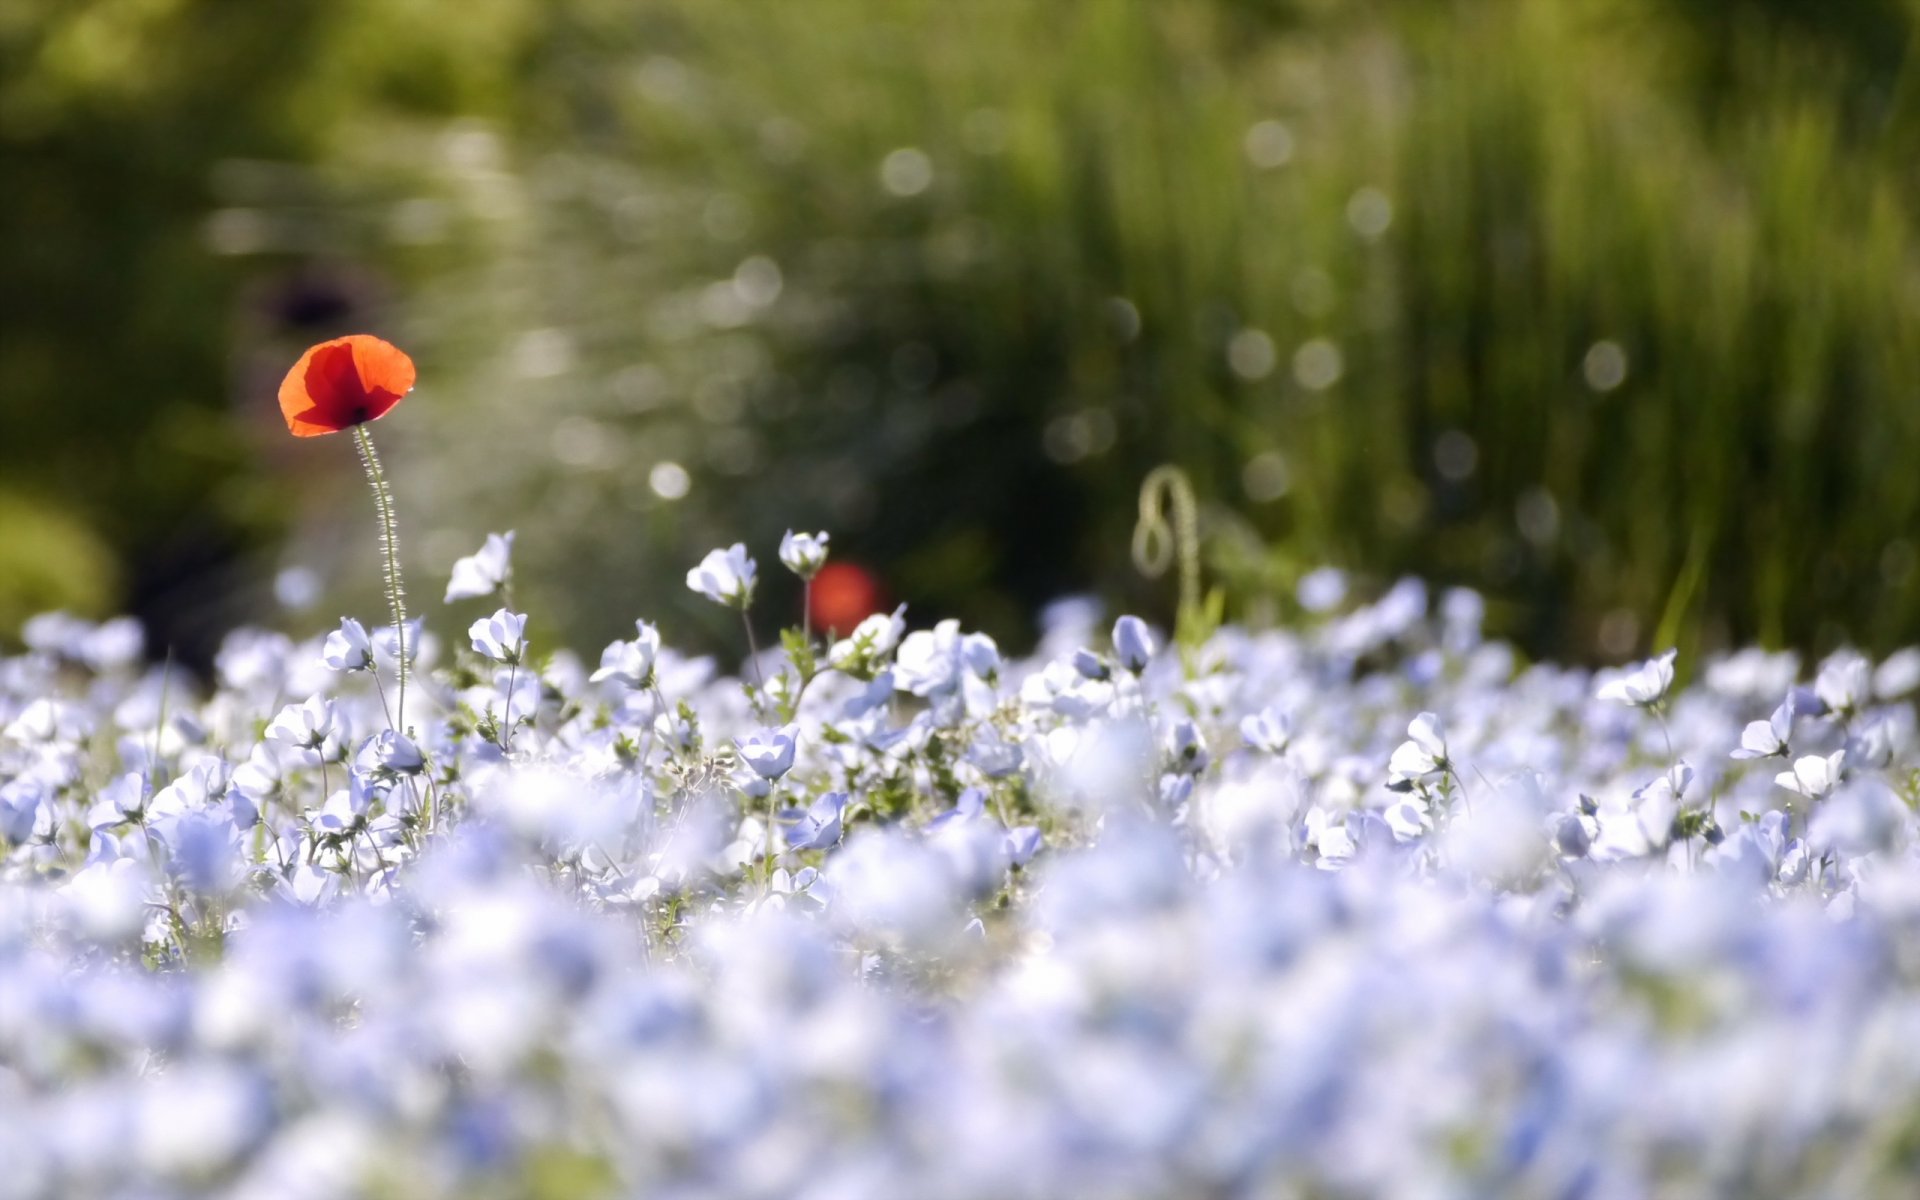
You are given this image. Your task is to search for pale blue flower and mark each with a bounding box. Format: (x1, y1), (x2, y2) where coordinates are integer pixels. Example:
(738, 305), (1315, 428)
(266, 696), (337, 754)
(1776, 750), (1844, 801)
(927, 787), (988, 833)
(322, 618), (373, 672)
(778, 530), (829, 579)
(961, 632), (1000, 680)
(895, 620), (965, 697)
(1239, 705), (1293, 754)
(1167, 720), (1210, 775)
(1005, 825), (1042, 866)
(371, 618), (426, 670)
(780, 791), (847, 850)
(1596, 649), (1677, 708)
(589, 621), (661, 689)
(445, 531), (515, 603)
(1730, 699), (1794, 760)
(1815, 650), (1872, 718)
(372, 731), (426, 775)
(828, 604), (907, 672)
(1112, 615), (1155, 673)
(686, 544), (757, 609)
(469, 609), (527, 664)
(1071, 648), (1109, 681)
(1388, 712), (1448, 781)
(736, 725), (798, 780)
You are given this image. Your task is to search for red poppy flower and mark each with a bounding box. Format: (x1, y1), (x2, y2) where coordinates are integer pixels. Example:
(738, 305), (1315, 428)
(808, 561), (887, 634)
(278, 335), (416, 437)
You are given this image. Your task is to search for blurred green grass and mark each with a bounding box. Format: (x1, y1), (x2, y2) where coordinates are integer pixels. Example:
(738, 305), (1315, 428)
(7, 0), (1920, 662)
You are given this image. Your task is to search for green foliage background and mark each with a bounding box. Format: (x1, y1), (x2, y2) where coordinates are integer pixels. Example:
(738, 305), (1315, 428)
(6, 0), (1920, 662)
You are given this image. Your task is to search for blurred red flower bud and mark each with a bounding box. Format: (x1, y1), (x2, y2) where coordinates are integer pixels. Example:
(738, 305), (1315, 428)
(809, 561), (886, 634)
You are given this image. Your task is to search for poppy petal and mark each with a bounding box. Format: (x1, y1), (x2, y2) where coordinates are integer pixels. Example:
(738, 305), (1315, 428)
(278, 335), (416, 437)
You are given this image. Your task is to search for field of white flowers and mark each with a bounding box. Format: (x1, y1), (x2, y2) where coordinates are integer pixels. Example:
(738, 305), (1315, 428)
(6, 531), (1920, 1198)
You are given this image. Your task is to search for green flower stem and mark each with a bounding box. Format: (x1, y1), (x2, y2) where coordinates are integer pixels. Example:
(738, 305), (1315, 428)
(352, 425), (410, 728)
(352, 424), (436, 834)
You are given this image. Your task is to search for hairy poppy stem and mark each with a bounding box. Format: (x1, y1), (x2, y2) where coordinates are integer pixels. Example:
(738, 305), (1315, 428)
(352, 426), (410, 733)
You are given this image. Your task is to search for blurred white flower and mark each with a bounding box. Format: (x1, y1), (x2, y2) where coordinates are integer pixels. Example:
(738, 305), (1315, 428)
(1596, 649), (1677, 708)
(1112, 615), (1155, 674)
(895, 620), (965, 697)
(589, 620), (661, 689)
(322, 618), (372, 672)
(1815, 650), (1872, 718)
(778, 530), (829, 579)
(1388, 711), (1449, 781)
(444, 531), (515, 603)
(1776, 750), (1845, 801)
(372, 731), (426, 775)
(687, 544), (757, 609)
(1730, 699), (1794, 760)
(960, 631), (1001, 680)
(1239, 705), (1293, 755)
(829, 605), (907, 672)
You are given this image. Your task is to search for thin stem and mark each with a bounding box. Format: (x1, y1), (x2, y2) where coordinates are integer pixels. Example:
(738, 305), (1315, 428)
(502, 660), (518, 753)
(764, 789), (779, 897)
(149, 649), (173, 792)
(369, 669), (395, 730)
(802, 586), (813, 646)
(352, 425), (409, 731)
(740, 610), (765, 688)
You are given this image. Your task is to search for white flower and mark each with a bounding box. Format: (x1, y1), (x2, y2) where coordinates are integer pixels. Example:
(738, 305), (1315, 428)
(961, 632), (1000, 679)
(371, 619), (425, 669)
(686, 544), (757, 609)
(468, 609), (527, 664)
(231, 743), (285, 802)
(654, 707), (696, 753)
(1874, 647), (1920, 700)
(1848, 719), (1897, 772)
(589, 621), (661, 689)
(1730, 699), (1794, 760)
(373, 731), (426, 775)
(736, 726), (798, 780)
(1632, 761), (1693, 845)
(1239, 705), (1293, 754)
(1815, 650), (1872, 718)
(265, 696), (337, 753)
(778, 530), (829, 579)
(322, 618), (372, 672)
(1596, 649), (1677, 708)
(895, 620), (965, 697)
(444, 531), (515, 603)
(5, 698), (88, 745)
(1776, 750), (1845, 801)
(828, 605), (908, 671)
(1388, 712), (1449, 781)
(1167, 720), (1210, 775)
(1112, 615), (1155, 674)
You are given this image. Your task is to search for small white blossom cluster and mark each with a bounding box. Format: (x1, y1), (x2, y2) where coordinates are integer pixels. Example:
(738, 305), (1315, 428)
(5, 554), (1920, 1196)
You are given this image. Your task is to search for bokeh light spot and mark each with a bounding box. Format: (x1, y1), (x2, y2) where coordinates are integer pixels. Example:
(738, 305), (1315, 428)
(1583, 341), (1628, 392)
(649, 461), (691, 500)
(1292, 339), (1344, 390)
(881, 148), (934, 196)
(1243, 120), (1294, 169)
